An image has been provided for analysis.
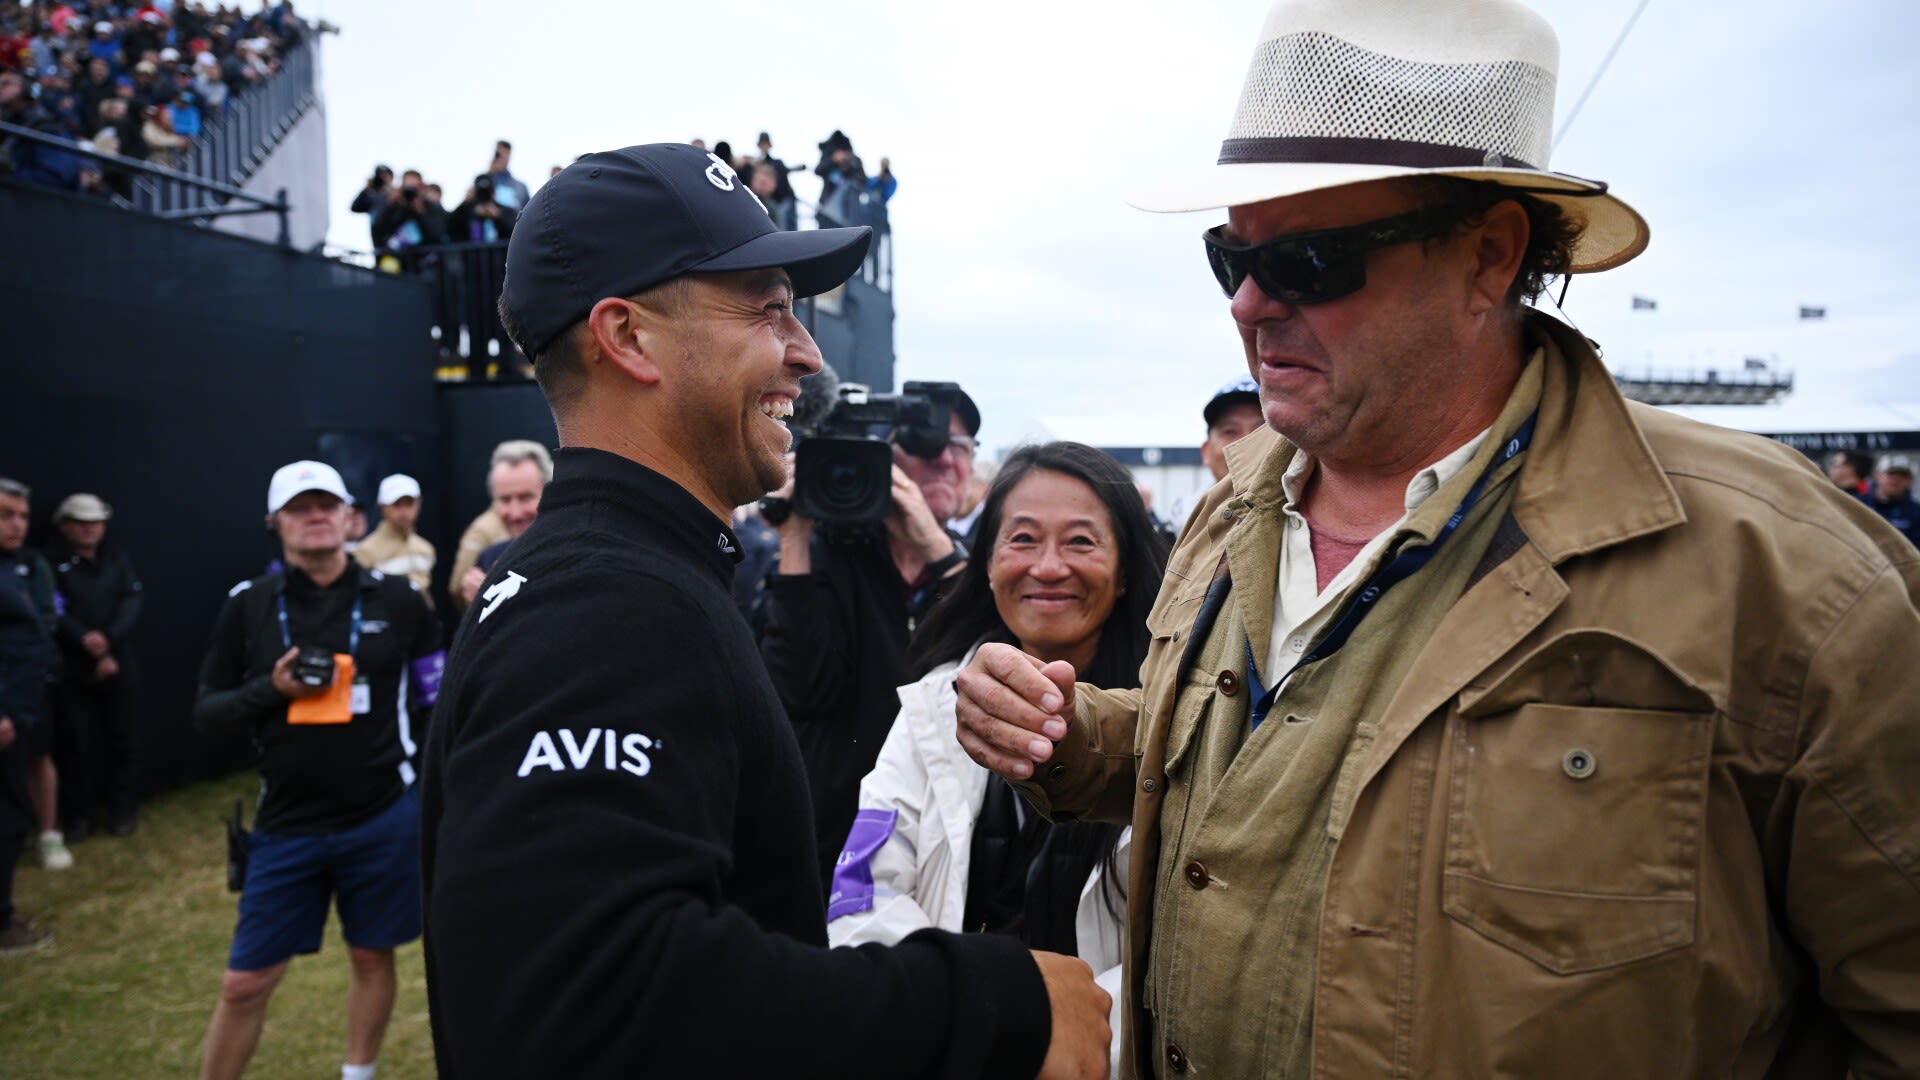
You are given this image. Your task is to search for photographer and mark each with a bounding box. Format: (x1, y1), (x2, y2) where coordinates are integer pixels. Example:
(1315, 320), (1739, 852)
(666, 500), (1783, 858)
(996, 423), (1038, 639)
(758, 384), (980, 888)
(371, 170), (447, 272)
(191, 461), (443, 1080)
(349, 164), (394, 245)
(447, 172), (516, 245)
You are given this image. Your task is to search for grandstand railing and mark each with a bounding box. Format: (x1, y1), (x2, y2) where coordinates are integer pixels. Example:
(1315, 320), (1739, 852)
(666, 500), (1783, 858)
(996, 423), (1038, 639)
(166, 34), (318, 201)
(0, 120), (290, 242)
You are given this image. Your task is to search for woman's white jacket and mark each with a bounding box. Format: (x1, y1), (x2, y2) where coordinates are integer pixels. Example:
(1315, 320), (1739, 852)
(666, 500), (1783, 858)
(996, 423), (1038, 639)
(826, 648), (1128, 1054)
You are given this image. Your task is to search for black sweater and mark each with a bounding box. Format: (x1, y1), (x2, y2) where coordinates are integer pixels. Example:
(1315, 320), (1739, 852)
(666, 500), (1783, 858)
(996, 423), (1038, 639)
(420, 448), (1050, 1079)
(193, 563), (441, 834)
(48, 537), (143, 674)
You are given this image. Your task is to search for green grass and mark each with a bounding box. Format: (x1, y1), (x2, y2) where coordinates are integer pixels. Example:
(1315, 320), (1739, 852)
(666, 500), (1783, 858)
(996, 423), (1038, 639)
(1, 773), (436, 1079)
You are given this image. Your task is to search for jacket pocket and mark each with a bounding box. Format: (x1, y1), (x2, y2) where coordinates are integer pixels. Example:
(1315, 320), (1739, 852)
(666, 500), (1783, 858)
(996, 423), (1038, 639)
(1442, 702), (1712, 974)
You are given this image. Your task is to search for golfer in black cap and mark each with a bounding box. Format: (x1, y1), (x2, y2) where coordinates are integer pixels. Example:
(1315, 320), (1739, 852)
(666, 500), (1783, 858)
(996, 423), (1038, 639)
(419, 144), (1111, 1079)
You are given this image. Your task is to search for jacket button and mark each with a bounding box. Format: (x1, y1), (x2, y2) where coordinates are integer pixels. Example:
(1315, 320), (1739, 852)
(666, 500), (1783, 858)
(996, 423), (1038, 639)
(1185, 860), (1209, 889)
(1047, 763), (1067, 780)
(1562, 748), (1597, 779)
(1216, 670), (1239, 696)
(1167, 1043), (1189, 1072)
(1141, 777), (1157, 793)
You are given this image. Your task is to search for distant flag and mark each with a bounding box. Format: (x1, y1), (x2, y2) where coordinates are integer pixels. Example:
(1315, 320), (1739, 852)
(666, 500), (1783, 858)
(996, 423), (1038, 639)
(1799, 305), (1827, 320)
(1631, 296), (1658, 311)
(1744, 357), (1767, 371)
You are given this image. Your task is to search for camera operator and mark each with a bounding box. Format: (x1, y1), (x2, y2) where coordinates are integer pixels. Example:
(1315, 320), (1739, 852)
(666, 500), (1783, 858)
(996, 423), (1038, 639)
(371, 169), (447, 270)
(349, 164), (394, 245)
(191, 461), (443, 1080)
(448, 172), (517, 245)
(759, 384), (980, 888)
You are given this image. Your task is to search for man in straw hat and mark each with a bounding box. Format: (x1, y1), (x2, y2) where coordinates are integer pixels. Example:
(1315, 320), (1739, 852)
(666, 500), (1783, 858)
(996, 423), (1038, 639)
(957, 1), (1920, 1076)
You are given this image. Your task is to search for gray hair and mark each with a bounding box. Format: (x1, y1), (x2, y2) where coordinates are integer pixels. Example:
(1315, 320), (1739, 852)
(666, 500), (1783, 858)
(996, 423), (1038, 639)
(0, 477), (29, 501)
(489, 440), (554, 483)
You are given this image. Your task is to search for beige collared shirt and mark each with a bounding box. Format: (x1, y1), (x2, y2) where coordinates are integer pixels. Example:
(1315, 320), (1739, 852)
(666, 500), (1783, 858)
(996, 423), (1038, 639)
(1262, 428), (1492, 682)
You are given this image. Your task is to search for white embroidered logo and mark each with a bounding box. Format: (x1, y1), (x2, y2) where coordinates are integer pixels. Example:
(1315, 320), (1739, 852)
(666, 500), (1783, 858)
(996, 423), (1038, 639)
(478, 571), (527, 623)
(704, 152), (738, 192)
(516, 728), (658, 778)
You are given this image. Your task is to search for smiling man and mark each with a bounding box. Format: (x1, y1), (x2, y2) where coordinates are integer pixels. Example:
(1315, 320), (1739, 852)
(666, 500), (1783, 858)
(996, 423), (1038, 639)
(955, 1), (1920, 1077)
(420, 143), (1111, 1079)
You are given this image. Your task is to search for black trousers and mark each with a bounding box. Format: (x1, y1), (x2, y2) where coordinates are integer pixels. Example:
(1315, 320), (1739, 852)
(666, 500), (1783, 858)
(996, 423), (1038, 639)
(55, 669), (141, 823)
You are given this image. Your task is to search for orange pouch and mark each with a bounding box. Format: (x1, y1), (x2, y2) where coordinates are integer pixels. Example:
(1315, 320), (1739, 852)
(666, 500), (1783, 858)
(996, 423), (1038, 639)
(287, 654), (355, 725)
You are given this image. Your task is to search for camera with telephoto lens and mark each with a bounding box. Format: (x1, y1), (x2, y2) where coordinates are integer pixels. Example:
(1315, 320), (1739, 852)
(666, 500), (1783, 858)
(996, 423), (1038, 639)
(792, 380), (962, 537)
(292, 647), (336, 689)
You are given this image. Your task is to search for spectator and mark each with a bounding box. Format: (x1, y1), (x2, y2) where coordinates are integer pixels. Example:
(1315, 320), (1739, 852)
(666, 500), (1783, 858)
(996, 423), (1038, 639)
(78, 55), (116, 126)
(0, 478), (70, 872)
(759, 385), (982, 888)
(86, 21), (119, 66)
(372, 169), (447, 265)
(47, 493), (143, 841)
(353, 474), (437, 603)
(867, 156), (898, 204)
(1868, 453), (1920, 546)
(170, 89), (202, 140)
(813, 129), (866, 220)
(1167, 377), (1264, 530)
(350, 163), (394, 236)
(192, 460), (442, 1080)
(123, 10), (166, 67)
(755, 132), (799, 199)
(192, 51), (228, 113)
(752, 132), (800, 230)
(1825, 449), (1873, 499)
(140, 103), (188, 167)
(746, 158), (796, 232)
(459, 441), (548, 608)
(828, 442), (1168, 1077)
(0, 480), (54, 955)
(100, 95), (147, 161)
(447, 173), (516, 244)
(444, 441), (542, 618)
(485, 139), (531, 211)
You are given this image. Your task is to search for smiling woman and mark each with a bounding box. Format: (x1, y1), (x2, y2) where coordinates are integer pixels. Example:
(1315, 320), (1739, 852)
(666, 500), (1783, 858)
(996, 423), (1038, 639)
(827, 442), (1171, 1073)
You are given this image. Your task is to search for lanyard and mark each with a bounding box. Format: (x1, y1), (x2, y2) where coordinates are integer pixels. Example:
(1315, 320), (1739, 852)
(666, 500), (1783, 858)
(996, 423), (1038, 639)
(1246, 413), (1536, 728)
(277, 590), (363, 659)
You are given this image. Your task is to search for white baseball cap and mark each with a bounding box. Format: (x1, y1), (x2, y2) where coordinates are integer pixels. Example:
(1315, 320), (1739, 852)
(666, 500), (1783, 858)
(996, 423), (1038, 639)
(267, 460), (353, 515)
(377, 473), (422, 505)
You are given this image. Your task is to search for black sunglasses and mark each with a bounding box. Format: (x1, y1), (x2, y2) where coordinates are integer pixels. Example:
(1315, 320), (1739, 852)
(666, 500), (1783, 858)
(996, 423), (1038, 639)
(1202, 207), (1468, 305)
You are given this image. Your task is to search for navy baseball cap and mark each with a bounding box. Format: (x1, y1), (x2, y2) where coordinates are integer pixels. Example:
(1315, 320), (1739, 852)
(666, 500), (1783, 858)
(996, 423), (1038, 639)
(501, 142), (872, 358)
(1203, 377), (1260, 428)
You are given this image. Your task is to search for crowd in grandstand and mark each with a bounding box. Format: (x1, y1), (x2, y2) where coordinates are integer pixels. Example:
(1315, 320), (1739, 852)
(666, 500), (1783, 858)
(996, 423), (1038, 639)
(0, 0), (302, 197)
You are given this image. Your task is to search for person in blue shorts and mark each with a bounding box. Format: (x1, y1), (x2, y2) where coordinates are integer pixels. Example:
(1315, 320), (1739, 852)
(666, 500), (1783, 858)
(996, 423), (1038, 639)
(192, 461), (443, 1080)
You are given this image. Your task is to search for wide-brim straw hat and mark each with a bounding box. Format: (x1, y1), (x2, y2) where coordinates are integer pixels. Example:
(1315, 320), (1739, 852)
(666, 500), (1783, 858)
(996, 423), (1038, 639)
(1130, 0), (1648, 272)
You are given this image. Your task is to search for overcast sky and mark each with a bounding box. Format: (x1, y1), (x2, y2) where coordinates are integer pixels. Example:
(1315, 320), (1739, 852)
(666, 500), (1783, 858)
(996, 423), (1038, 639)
(310, 0), (1920, 450)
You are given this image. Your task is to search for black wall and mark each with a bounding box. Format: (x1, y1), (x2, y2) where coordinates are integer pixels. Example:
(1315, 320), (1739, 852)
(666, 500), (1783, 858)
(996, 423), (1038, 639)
(1, 178), (441, 792)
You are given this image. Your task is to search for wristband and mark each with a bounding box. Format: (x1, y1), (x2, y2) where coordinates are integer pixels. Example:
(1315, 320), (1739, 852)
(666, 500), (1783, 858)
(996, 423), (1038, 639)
(923, 545), (966, 580)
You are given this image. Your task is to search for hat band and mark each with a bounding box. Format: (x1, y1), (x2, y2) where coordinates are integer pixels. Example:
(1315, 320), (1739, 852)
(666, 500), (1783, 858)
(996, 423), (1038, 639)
(1218, 136), (1537, 172)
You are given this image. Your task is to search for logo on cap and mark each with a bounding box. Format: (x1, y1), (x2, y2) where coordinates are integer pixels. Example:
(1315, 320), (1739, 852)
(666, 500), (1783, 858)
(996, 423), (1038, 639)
(704, 153), (738, 192)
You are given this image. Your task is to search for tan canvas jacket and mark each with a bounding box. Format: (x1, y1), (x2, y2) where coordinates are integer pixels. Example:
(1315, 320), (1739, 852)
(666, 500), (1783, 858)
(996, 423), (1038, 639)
(353, 520), (437, 602)
(1015, 314), (1920, 1079)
